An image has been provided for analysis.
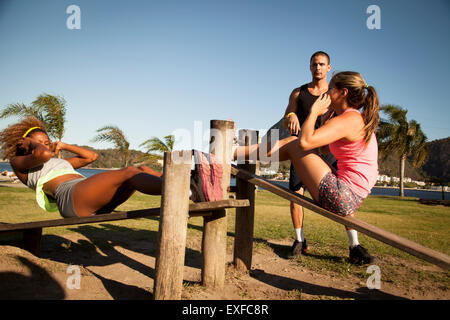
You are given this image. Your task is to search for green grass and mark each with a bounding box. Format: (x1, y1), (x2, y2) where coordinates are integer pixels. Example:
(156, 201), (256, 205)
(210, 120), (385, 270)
(1, 186), (449, 288)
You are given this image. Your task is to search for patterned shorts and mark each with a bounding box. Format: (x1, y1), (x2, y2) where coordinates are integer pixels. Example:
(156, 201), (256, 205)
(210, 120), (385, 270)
(318, 172), (364, 216)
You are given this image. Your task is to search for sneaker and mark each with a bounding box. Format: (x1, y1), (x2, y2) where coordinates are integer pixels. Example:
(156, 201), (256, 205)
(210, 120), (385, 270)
(287, 239), (310, 259)
(349, 245), (375, 265)
(190, 150), (223, 202)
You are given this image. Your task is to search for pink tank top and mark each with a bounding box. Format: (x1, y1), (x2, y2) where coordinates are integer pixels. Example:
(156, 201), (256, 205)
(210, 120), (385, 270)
(329, 108), (378, 198)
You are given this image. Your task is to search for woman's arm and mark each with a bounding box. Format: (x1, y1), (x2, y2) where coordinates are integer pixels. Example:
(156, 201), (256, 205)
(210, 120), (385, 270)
(55, 142), (98, 169)
(10, 138), (54, 172)
(299, 94), (361, 151)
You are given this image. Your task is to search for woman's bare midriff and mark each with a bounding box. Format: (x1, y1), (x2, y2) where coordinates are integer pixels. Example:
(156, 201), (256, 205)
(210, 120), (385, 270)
(43, 174), (84, 197)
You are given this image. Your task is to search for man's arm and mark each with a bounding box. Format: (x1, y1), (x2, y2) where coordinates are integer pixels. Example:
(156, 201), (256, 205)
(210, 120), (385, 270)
(283, 88), (301, 134)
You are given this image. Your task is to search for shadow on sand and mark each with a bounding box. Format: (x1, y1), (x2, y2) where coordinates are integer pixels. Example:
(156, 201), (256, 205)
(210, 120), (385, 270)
(1, 219), (407, 300)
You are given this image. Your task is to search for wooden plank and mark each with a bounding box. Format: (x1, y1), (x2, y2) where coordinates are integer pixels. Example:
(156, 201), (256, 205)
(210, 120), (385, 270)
(231, 165), (450, 270)
(0, 199), (250, 232)
(154, 150), (191, 300)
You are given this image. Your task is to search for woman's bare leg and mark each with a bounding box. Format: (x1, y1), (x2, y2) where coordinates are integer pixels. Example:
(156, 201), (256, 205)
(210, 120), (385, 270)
(234, 136), (332, 201)
(73, 166), (162, 217)
(94, 165), (162, 214)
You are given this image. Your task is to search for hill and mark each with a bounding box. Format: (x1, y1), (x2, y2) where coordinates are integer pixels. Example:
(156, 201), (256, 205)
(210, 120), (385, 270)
(60, 146), (163, 171)
(421, 137), (450, 182)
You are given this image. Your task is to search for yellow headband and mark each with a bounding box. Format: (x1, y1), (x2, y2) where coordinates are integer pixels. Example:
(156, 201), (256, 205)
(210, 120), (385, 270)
(22, 127), (42, 138)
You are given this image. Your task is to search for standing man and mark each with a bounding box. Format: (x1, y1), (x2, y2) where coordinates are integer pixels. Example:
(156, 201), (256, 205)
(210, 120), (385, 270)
(283, 51), (337, 258)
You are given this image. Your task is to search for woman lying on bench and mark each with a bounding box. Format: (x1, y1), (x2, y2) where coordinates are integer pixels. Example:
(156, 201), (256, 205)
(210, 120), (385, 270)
(232, 71), (380, 264)
(0, 118), (218, 218)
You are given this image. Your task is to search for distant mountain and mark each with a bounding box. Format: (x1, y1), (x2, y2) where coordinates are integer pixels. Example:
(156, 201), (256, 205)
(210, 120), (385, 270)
(378, 153), (425, 180)
(421, 137), (450, 182)
(60, 146), (163, 170)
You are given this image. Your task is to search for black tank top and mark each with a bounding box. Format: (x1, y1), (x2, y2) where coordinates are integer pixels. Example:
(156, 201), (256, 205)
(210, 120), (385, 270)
(295, 83), (321, 130)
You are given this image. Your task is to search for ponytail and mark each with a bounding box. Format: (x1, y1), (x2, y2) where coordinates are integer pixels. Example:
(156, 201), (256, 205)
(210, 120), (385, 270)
(332, 71), (380, 145)
(362, 85), (380, 145)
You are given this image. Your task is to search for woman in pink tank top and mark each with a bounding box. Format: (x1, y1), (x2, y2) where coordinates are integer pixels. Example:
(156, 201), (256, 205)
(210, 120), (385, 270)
(233, 71), (380, 264)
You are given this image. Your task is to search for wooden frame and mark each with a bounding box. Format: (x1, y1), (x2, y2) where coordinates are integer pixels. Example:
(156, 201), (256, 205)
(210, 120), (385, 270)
(231, 164), (450, 270)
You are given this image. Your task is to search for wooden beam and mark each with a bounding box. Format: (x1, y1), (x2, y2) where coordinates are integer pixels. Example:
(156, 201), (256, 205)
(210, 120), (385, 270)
(231, 165), (450, 270)
(0, 199), (250, 232)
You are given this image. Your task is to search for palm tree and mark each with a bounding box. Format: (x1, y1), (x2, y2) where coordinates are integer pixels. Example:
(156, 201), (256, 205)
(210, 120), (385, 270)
(32, 94), (67, 142)
(139, 135), (175, 154)
(92, 125), (130, 167)
(377, 104), (429, 197)
(0, 93), (67, 141)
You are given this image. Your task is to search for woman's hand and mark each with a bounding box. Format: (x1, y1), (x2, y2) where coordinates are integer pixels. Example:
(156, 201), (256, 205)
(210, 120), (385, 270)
(311, 93), (331, 117)
(49, 141), (66, 156)
(16, 137), (33, 154)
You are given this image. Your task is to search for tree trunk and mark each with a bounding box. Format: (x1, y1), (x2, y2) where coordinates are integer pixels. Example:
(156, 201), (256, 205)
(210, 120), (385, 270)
(399, 155), (405, 197)
(124, 151), (129, 167)
(58, 140), (62, 159)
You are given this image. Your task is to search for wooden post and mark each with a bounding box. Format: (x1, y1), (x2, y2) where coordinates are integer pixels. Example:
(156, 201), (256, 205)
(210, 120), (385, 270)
(202, 120), (235, 288)
(154, 150), (192, 300)
(233, 130), (258, 272)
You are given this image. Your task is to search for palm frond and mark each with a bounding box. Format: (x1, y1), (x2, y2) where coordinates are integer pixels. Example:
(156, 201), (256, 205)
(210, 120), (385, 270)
(163, 135), (175, 151)
(0, 103), (45, 122)
(1, 94), (67, 141)
(33, 94), (67, 140)
(140, 137), (169, 153)
(92, 125), (130, 166)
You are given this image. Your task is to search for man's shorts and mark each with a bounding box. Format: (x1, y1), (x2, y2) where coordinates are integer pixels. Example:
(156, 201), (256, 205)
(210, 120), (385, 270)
(289, 151), (338, 192)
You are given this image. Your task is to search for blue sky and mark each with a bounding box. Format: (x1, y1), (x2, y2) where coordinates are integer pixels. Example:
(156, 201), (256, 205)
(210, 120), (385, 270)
(0, 0), (449, 151)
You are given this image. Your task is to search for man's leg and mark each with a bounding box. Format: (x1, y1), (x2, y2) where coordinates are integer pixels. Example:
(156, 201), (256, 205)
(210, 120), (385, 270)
(288, 183), (310, 258)
(291, 190), (304, 242)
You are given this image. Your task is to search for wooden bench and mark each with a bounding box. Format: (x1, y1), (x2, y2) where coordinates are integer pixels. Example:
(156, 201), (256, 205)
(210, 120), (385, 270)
(0, 199), (250, 257)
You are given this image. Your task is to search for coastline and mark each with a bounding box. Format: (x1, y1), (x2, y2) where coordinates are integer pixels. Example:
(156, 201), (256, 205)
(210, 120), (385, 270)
(265, 178), (446, 193)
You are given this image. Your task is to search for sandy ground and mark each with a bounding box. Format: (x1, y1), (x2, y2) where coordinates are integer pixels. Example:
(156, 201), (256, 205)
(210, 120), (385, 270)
(0, 231), (448, 300)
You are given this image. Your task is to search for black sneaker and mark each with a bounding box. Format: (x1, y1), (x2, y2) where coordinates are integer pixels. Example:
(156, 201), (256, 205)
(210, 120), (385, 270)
(349, 245), (375, 265)
(287, 239), (310, 259)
